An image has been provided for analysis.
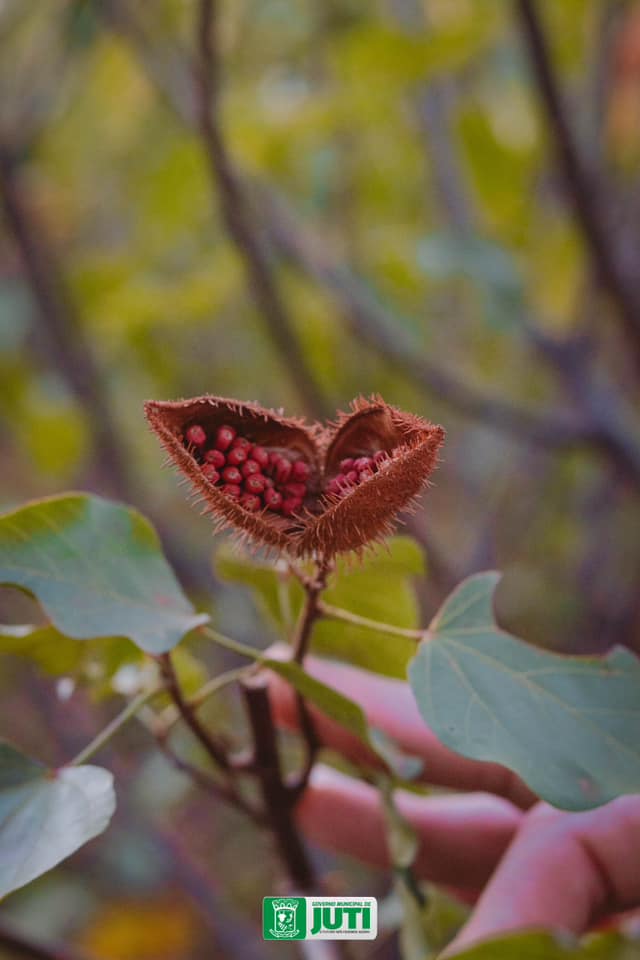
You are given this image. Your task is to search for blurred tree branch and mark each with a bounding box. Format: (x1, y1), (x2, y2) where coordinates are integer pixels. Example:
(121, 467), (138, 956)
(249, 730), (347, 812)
(258, 189), (599, 450)
(242, 675), (315, 891)
(99, 1), (601, 455)
(0, 145), (133, 498)
(193, 0), (330, 420)
(0, 142), (213, 594)
(516, 0), (640, 371)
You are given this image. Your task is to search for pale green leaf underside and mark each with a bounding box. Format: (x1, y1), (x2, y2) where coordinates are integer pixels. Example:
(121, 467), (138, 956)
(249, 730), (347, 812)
(0, 494), (208, 654)
(409, 572), (640, 810)
(0, 741), (115, 899)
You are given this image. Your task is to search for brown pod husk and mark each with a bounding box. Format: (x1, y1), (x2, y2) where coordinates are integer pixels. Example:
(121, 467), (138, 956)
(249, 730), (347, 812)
(145, 394), (445, 559)
(298, 398), (445, 557)
(144, 396), (319, 554)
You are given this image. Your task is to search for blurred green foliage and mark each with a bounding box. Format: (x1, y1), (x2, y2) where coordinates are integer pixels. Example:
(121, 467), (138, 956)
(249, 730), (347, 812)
(1, 1), (640, 956)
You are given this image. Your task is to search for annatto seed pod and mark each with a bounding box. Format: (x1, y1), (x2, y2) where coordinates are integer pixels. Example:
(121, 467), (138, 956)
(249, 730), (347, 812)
(144, 395), (445, 558)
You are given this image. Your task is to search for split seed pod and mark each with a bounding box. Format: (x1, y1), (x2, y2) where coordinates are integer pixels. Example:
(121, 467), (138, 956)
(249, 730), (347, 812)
(144, 395), (444, 559)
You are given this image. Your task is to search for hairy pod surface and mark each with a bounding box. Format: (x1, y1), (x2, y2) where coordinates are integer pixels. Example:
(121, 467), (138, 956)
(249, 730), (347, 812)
(145, 395), (445, 558)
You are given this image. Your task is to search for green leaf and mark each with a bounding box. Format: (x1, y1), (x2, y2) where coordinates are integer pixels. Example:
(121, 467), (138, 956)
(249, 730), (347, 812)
(0, 741), (115, 898)
(272, 660), (419, 780)
(214, 544), (304, 630)
(215, 537), (423, 678)
(314, 537), (424, 678)
(0, 623), (139, 681)
(0, 494), (208, 654)
(0, 624), (84, 674)
(408, 573), (640, 811)
(448, 930), (640, 959)
(378, 777), (420, 870)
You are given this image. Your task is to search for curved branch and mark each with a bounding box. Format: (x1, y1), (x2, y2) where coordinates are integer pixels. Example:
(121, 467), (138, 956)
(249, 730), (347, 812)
(516, 0), (640, 368)
(193, 0), (329, 420)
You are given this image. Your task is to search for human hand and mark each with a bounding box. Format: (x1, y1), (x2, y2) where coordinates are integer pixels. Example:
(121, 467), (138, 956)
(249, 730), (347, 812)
(268, 655), (640, 954)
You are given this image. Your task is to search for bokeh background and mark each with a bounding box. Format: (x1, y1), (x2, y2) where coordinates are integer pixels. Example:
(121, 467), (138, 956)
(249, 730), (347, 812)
(1, 1), (640, 957)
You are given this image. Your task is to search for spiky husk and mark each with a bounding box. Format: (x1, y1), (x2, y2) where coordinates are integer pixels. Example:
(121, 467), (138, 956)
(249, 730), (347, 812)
(145, 395), (445, 559)
(297, 399), (445, 557)
(144, 396), (319, 554)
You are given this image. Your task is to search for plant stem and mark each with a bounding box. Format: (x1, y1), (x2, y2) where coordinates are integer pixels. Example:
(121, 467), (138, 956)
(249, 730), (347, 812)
(516, 0), (640, 369)
(158, 652), (231, 771)
(69, 686), (163, 766)
(0, 921), (89, 960)
(317, 601), (424, 641)
(289, 559), (331, 795)
(292, 560), (331, 664)
(154, 733), (264, 825)
(241, 675), (315, 890)
(193, 0), (329, 420)
(160, 665), (250, 731)
(199, 624), (268, 660)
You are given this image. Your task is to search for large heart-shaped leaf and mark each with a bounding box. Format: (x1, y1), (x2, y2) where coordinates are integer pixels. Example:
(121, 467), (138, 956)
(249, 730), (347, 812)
(0, 741), (115, 898)
(0, 494), (208, 654)
(408, 572), (640, 810)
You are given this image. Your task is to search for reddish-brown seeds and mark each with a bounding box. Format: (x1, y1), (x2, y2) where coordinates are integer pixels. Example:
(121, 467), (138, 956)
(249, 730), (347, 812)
(284, 482), (307, 499)
(275, 460), (291, 484)
(216, 426), (236, 451)
(281, 497), (302, 517)
(245, 474), (267, 494)
(222, 466), (242, 485)
(202, 465), (220, 484)
(186, 425), (207, 447)
(233, 437), (252, 451)
(227, 446), (248, 466)
(264, 488), (283, 511)
(145, 393), (445, 556)
(292, 460), (311, 482)
(251, 446), (269, 469)
(240, 493), (262, 512)
(241, 459), (261, 477)
(204, 448), (226, 468)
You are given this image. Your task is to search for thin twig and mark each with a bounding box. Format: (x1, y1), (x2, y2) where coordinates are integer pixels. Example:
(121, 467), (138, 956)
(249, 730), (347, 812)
(0, 922), (91, 960)
(318, 601), (423, 641)
(289, 559), (331, 795)
(193, 0), (329, 419)
(242, 675), (315, 890)
(157, 652), (231, 771)
(160, 665), (250, 730)
(516, 0), (640, 367)
(417, 78), (475, 234)
(292, 560), (331, 664)
(103, 0), (616, 463)
(0, 138), (213, 593)
(258, 187), (594, 449)
(70, 686), (163, 766)
(0, 144), (133, 497)
(153, 732), (264, 825)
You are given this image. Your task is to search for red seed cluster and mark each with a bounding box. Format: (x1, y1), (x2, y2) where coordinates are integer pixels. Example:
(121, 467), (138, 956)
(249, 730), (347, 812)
(186, 423), (310, 517)
(326, 451), (388, 497)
